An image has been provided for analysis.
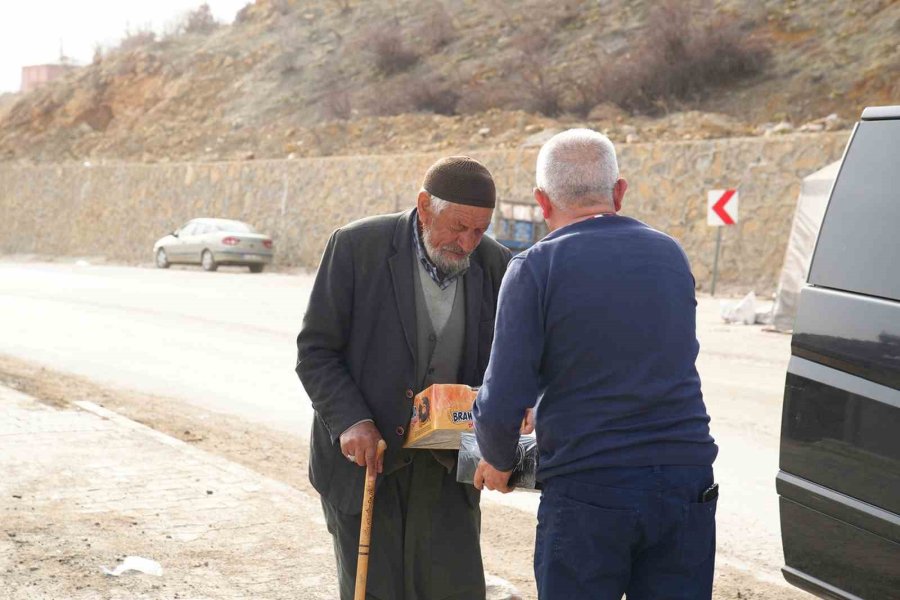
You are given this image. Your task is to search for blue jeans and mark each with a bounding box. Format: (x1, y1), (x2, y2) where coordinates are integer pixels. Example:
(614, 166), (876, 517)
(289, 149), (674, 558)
(534, 465), (716, 600)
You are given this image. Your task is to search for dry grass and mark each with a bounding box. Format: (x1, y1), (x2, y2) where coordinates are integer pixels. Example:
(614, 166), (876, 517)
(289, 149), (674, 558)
(473, 1), (770, 118)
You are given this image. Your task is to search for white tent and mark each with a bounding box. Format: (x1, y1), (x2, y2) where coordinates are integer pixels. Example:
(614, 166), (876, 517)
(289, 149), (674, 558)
(771, 160), (842, 332)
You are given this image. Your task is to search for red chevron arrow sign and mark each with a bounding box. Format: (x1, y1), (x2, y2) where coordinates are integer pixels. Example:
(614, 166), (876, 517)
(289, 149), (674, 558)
(707, 189), (739, 226)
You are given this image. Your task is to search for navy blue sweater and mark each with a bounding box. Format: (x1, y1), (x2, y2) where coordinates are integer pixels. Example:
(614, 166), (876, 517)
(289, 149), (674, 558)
(473, 216), (717, 480)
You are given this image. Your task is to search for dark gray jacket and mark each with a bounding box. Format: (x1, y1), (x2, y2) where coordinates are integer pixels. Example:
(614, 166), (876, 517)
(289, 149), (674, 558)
(296, 209), (512, 513)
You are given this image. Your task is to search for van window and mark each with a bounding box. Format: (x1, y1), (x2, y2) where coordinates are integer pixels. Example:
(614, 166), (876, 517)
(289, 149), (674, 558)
(809, 120), (900, 301)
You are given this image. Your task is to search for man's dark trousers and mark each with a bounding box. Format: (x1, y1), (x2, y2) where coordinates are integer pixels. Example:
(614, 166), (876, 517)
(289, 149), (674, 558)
(534, 465), (716, 600)
(321, 453), (484, 600)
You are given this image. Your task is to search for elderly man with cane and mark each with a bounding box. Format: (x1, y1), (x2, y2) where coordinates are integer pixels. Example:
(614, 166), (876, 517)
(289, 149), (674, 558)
(473, 129), (719, 599)
(296, 156), (511, 599)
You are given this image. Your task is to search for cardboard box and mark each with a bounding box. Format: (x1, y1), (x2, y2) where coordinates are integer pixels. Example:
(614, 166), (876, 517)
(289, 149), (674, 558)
(404, 384), (477, 450)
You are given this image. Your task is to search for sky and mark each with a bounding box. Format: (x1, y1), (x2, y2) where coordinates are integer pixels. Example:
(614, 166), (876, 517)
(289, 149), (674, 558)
(0, 1), (250, 93)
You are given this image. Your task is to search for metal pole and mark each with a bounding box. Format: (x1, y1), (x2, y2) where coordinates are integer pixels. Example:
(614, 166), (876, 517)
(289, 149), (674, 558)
(711, 227), (722, 296)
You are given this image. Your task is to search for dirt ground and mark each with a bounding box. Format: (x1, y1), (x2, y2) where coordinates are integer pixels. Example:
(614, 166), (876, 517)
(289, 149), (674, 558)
(1, 388), (340, 600)
(0, 354), (807, 600)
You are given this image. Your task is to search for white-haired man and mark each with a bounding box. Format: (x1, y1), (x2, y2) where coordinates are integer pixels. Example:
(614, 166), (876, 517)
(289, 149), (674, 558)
(472, 129), (718, 599)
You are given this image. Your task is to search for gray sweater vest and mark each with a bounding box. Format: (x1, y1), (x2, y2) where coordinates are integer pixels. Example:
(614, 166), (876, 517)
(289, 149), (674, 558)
(412, 256), (466, 391)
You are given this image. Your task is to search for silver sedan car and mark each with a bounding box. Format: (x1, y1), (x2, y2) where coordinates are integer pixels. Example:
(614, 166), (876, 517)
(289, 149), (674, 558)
(153, 218), (274, 273)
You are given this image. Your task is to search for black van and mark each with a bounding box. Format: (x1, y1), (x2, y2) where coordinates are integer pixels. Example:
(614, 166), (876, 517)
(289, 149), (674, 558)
(777, 106), (900, 599)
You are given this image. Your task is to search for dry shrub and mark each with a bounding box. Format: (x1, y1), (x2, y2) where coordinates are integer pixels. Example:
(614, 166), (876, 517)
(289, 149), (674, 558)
(456, 79), (521, 115)
(235, 2), (255, 23)
(118, 28), (156, 53)
(555, 6), (579, 29)
(516, 62), (565, 117)
(493, 29), (565, 117)
(470, 27), (567, 117)
(360, 73), (460, 116)
(181, 4), (219, 35)
(275, 50), (303, 75)
(358, 77), (413, 116)
(235, 0), (292, 24)
(606, 1), (769, 113)
(485, 0), (516, 29)
(315, 59), (352, 118)
(364, 29), (420, 75)
(563, 68), (608, 118)
(409, 76), (460, 115)
(331, 0), (352, 14)
(510, 26), (552, 55)
(321, 88), (353, 120)
(418, 2), (457, 51)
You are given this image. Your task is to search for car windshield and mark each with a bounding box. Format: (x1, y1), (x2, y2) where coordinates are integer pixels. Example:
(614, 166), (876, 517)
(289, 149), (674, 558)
(214, 220), (256, 233)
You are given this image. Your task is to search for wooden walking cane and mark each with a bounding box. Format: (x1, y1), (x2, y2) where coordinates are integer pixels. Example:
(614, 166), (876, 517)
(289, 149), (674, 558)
(354, 439), (387, 600)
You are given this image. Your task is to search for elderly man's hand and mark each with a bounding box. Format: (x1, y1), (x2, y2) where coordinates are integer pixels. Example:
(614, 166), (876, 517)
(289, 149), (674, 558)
(339, 421), (384, 473)
(473, 459), (513, 493)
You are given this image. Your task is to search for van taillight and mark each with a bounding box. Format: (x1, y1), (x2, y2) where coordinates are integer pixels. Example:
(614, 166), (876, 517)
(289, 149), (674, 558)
(263, 240), (273, 249)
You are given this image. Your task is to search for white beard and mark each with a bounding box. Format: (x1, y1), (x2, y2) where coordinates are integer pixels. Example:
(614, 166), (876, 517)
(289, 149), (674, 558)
(422, 226), (470, 277)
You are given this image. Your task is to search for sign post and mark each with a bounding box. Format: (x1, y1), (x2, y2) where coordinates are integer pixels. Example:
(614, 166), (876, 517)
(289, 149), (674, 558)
(711, 228), (723, 296)
(707, 189), (739, 296)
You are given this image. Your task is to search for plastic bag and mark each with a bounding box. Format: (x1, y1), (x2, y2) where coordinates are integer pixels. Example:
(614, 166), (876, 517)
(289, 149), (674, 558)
(720, 291), (757, 325)
(101, 556), (163, 577)
(457, 432), (540, 491)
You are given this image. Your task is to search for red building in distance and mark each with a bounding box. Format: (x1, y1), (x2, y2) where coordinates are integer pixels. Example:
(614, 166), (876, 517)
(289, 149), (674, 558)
(20, 62), (77, 93)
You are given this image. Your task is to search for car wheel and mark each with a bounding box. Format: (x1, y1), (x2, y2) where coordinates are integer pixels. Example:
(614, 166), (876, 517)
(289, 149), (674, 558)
(156, 248), (170, 269)
(201, 250), (218, 272)
(248, 264), (264, 274)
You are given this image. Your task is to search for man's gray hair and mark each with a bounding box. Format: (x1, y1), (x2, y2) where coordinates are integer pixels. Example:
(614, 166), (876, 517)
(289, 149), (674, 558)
(535, 128), (619, 209)
(421, 190), (451, 214)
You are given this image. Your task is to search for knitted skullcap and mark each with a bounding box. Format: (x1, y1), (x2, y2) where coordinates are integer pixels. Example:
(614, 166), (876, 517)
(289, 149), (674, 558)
(422, 156), (496, 209)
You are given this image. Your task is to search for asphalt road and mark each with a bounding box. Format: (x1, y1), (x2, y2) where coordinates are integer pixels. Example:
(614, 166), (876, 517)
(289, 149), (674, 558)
(0, 260), (796, 590)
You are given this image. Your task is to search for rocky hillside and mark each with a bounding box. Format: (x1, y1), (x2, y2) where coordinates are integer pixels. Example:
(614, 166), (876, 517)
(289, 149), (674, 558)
(0, 0), (897, 163)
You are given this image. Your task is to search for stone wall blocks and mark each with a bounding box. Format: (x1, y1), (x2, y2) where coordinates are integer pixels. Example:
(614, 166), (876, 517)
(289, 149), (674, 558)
(0, 132), (849, 292)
